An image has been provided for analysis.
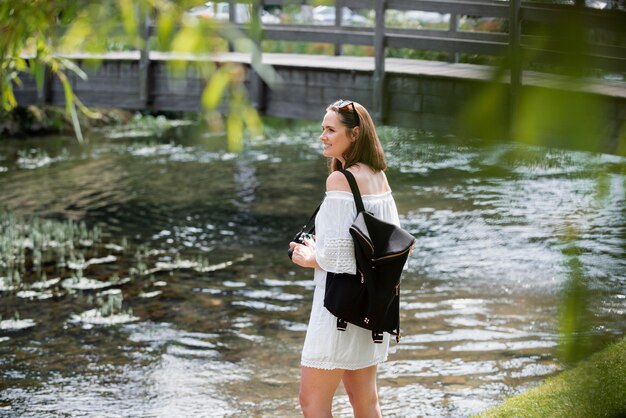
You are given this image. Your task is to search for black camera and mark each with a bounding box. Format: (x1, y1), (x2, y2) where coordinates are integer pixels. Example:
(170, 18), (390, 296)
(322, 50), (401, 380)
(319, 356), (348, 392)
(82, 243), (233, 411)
(288, 203), (319, 260)
(288, 231), (314, 259)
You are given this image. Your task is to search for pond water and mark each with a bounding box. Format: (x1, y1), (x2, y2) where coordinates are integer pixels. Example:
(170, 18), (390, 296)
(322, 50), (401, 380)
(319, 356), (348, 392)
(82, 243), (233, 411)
(0, 121), (625, 417)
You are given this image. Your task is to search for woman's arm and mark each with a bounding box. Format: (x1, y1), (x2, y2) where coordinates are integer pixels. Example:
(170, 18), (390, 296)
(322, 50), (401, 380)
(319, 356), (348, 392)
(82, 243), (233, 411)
(290, 170), (358, 270)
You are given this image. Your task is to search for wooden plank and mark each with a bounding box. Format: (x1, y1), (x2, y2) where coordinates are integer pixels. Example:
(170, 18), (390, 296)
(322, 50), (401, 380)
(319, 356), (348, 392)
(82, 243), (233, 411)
(387, 76), (421, 94)
(263, 26), (373, 45)
(265, 99), (322, 120)
(13, 89), (39, 104)
(305, 70), (339, 87)
(386, 27), (508, 43)
(323, 85), (372, 105)
(386, 110), (458, 131)
(520, 3), (626, 30)
(72, 82), (141, 94)
(520, 37), (626, 69)
(422, 94), (463, 115)
(521, 47), (626, 72)
(343, 0), (374, 9)
(421, 78), (455, 96)
(386, 33), (507, 55)
(52, 92), (144, 109)
(387, 92), (423, 112)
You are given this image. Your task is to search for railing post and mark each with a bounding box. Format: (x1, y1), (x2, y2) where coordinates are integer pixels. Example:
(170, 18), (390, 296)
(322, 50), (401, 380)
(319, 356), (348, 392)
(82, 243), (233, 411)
(449, 13), (459, 63)
(139, 7), (152, 108)
(250, 0), (262, 64)
(250, 0), (267, 111)
(334, 0), (344, 56)
(228, 0), (237, 52)
(373, 0), (386, 124)
(37, 67), (52, 105)
(229, 0), (237, 24)
(508, 0), (521, 138)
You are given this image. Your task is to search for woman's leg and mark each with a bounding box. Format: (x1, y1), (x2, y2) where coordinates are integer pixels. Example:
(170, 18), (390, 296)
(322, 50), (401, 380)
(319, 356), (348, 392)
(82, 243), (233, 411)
(342, 365), (382, 418)
(299, 366), (344, 417)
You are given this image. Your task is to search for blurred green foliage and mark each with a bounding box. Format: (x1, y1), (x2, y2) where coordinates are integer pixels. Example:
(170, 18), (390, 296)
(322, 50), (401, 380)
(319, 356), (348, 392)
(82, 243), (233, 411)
(458, 6), (625, 370)
(458, 7), (625, 156)
(0, 0), (270, 151)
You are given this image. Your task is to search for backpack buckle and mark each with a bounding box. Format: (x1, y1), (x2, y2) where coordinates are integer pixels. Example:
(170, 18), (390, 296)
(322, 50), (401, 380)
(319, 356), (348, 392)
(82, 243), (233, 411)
(336, 318), (347, 331)
(372, 332), (384, 343)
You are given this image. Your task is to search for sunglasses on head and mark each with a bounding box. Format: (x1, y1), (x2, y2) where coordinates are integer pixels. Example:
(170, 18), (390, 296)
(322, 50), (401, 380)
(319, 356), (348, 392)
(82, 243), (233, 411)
(334, 99), (360, 127)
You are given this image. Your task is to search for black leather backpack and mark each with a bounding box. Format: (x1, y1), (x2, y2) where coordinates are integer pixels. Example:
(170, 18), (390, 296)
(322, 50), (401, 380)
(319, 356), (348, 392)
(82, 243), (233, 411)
(323, 169), (415, 343)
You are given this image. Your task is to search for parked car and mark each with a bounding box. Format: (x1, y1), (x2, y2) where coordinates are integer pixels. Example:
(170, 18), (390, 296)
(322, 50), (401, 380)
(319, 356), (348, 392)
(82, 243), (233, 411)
(312, 6), (370, 26)
(403, 11), (450, 24)
(188, 2), (280, 24)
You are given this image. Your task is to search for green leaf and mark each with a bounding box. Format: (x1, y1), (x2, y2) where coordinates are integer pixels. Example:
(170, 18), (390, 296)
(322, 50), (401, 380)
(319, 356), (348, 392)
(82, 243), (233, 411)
(69, 100), (85, 144)
(31, 60), (45, 92)
(202, 66), (231, 110)
(157, 10), (176, 50)
(168, 25), (202, 75)
(61, 74), (73, 115)
(58, 58), (88, 81)
(57, 70), (84, 143)
(1, 83), (17, 111)
(9, 71), (23, 87)
(227, 112), (244, 153)
(171, 25), (201, 54)
(118, 0), (138, 40)
(60, 17), (91, 52)
(242, 104), (262, 138)
(250, 61), (281, 90)
(15, 58), (27, 72)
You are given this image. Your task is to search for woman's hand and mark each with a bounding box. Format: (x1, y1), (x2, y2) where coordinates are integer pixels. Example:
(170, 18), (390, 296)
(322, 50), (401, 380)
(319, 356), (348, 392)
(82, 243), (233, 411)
(289, 239), (318, 269)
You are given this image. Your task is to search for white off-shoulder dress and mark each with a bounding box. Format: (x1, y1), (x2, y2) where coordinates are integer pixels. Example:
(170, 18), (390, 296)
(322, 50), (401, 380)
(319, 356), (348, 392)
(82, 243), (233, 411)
(301, 190), (402, 370)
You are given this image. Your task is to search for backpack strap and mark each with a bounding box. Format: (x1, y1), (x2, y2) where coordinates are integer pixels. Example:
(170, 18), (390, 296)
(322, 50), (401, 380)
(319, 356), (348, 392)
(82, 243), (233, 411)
(339, 169), (365, 214)
(338, 319), (384, 344)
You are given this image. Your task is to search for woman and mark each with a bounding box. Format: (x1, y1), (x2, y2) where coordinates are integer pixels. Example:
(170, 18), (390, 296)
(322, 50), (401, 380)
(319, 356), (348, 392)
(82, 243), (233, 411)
(289, 99), (401, 417)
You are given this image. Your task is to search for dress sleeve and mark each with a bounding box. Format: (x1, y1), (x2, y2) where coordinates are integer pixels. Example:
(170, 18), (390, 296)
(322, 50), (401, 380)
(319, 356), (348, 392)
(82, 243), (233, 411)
(314, 194), (357, 275)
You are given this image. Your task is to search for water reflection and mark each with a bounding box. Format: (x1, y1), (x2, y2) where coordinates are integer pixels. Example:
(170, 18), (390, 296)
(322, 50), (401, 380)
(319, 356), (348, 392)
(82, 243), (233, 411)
(0, 123), (624, 417)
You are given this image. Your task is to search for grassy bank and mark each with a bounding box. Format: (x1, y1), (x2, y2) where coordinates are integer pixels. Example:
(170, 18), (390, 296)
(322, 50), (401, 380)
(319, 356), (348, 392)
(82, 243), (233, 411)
(476, 337), (626, 418)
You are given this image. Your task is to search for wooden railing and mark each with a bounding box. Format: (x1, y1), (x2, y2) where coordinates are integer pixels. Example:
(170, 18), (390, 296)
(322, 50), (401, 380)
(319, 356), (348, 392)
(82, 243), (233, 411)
(143, 0), (626, 121)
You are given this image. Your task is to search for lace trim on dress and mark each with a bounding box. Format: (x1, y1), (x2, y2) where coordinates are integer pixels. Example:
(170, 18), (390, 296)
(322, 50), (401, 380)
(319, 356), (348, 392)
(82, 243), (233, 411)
(318, 238), (355, 274)
(301, 354), (388, 371)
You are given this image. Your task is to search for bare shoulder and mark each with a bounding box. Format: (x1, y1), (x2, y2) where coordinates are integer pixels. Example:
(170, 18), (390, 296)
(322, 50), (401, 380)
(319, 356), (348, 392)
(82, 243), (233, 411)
(325, 170), (351, 192)
(347, 164), (391, 194)
(380, 170), (392, 192)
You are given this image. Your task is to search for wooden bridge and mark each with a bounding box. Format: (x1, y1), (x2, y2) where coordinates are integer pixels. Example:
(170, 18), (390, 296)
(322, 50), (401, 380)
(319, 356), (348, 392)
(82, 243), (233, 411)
(13, 0), (626, 152)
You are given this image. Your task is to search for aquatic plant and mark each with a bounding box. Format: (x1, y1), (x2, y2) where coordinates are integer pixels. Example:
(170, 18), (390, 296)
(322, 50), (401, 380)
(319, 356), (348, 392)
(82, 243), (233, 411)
(96, 291), (125, 318)
(0, 209), (254, 335)
(69, 290), (138, 328)
(0, 311), (37, 332)
(0, 211), (103, 283)
(130, 246), (151, 277)
(101, 113), (195, 140)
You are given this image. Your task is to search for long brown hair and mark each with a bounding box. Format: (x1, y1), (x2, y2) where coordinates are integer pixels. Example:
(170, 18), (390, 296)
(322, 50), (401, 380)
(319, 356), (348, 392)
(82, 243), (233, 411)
(326, 100), (387, 173)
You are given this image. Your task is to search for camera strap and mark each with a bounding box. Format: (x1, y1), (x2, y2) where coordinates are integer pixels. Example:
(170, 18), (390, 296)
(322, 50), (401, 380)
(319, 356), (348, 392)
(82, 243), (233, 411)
(299, 201), (322, 235)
